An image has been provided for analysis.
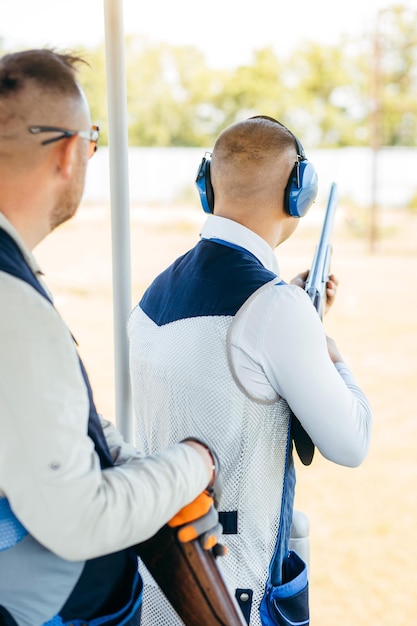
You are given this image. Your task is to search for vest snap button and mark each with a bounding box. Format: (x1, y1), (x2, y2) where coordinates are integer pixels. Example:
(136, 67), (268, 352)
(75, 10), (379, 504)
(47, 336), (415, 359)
(239, 592), (250, 602)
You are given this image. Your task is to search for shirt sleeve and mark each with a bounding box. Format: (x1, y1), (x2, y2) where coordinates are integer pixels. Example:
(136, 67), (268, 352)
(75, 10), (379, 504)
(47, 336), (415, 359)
(0, 275), (209, 561)
(100, 415), (143, 464)
(229, 282), (372, 467)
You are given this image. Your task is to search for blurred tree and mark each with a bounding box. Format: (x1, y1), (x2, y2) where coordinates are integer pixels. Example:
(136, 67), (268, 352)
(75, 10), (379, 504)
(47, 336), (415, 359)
(77, 44), (109, 145)
(371, 5), (417, 147)
(282, 39), (370, 147)
(124, 38), (220, 146)
(61, 3), (417, 148)
(208, 47), (290, 132)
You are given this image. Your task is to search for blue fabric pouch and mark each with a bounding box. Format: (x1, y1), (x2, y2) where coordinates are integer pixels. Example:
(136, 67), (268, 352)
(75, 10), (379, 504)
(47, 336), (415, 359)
(259, 550), (309, 626)
(0, 498), (28, 551)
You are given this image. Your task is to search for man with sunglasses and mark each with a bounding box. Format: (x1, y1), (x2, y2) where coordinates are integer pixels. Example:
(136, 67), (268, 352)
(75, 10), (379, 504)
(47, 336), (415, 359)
(0, 48), (221, 626)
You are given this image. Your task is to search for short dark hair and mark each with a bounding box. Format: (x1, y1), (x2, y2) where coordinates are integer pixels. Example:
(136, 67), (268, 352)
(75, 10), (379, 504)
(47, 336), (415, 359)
(0, 48), (87, 99)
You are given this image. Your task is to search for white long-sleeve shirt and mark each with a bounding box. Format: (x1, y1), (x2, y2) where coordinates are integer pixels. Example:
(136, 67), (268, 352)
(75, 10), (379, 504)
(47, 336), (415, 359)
(201, 215), (372, 467)
(0, 213), (209, 562)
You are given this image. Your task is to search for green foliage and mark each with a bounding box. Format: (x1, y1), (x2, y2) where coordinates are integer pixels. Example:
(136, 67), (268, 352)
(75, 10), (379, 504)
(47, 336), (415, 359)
(77, 45), (109, 144)
(283, 39), (369, 147)
(407, 188), (417, 211)
(4, 4), (414, 148)
(208, 47), (290, 131)
(124, 38), (218, 146)
(375, 6), (417, 146)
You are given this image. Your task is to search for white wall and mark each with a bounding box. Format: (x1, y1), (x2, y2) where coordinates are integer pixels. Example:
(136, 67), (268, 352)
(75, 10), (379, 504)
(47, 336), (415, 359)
(84, 147), (417, 209)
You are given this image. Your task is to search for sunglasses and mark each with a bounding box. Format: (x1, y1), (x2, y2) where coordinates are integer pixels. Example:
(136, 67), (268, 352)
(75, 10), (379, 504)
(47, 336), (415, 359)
(28, 125), (100, 159)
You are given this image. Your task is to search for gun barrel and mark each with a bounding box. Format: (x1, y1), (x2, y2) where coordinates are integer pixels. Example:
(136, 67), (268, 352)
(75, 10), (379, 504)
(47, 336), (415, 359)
(305, 182), (338, 311)
(316, 182), (338, 250)
(294, 183), (338, 464)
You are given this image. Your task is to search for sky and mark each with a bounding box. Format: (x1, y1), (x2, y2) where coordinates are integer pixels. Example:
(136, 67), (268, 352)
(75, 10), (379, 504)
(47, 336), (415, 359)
(0, 0), (415, 68)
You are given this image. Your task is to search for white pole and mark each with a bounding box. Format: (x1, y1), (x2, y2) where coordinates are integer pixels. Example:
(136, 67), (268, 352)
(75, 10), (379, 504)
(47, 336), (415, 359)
(103, 0), (133, 443)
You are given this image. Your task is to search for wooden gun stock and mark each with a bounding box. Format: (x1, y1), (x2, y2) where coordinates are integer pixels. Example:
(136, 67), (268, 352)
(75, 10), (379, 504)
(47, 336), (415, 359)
(135, 524), (247, 626)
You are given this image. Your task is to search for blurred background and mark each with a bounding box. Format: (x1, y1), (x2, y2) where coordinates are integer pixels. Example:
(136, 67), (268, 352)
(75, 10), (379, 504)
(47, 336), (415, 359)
(2, 0), (417, 235)
(1, 1), (416, 624)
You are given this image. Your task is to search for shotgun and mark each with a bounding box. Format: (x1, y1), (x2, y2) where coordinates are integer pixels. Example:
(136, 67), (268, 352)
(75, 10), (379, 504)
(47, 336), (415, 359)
(135, 522), (247, 625)
(304, 182), (338, 320)
(291, 182), (338, 466)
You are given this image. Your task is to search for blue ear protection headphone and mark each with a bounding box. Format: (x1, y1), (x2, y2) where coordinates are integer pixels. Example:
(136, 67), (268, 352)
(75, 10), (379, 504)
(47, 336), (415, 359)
(195, 116), (318, 217)
(195, 153), (214, 215)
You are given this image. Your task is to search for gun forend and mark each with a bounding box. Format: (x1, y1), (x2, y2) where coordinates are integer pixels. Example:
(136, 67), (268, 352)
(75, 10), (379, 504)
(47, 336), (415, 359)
(135, 523), (247, 625)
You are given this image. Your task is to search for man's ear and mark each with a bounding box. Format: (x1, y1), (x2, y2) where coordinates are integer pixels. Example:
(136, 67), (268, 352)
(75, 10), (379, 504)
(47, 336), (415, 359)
(55, 135), (79, 179)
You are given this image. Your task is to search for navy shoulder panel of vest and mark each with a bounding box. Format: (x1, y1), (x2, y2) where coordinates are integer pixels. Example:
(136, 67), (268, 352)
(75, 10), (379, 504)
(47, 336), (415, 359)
(140, 239), (279, 326)
(0, 227), (52, 302)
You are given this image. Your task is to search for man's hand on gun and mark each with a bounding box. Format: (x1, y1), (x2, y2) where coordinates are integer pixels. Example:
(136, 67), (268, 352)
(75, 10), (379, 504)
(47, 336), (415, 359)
(171, 439), (226, 557)
(134, 440), (247, 626)
(290, 270), (339, 315)
(290, 270), (343, 364)
(168, 490), (226, 556)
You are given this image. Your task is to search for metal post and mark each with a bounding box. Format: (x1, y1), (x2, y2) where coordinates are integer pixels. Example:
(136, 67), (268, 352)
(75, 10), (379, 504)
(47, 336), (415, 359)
(103, 0), (133, 442)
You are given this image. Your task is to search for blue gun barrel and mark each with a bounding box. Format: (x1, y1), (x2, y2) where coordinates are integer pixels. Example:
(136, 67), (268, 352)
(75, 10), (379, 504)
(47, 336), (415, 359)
(305, 182), (338, 320)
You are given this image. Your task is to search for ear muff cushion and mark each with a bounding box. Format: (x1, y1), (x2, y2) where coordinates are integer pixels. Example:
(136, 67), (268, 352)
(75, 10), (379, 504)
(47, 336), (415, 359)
(284, 160), (318, 218)
(195, 157), (214, 213)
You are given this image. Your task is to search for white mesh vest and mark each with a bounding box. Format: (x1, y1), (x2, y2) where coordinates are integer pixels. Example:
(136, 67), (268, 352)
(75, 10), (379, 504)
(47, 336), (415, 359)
(129, 240), (295, 625)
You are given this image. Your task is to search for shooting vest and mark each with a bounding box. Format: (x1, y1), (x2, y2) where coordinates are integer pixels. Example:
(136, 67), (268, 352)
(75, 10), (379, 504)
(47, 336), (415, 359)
(0, 227), (142, 626)
(131, 238), (306, 626)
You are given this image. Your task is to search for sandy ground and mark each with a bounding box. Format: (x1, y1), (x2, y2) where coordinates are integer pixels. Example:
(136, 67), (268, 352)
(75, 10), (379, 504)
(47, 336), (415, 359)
(35, 201), (417, 625)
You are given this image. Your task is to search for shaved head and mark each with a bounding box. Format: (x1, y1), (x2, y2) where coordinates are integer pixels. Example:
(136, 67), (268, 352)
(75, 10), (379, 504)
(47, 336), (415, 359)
(211, 117), (298, 213)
